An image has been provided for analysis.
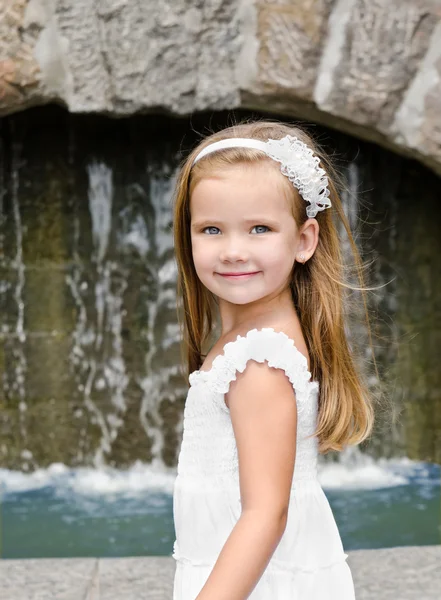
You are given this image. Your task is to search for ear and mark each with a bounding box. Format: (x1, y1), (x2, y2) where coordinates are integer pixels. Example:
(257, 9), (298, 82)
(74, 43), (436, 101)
(296, 218), (319, 263)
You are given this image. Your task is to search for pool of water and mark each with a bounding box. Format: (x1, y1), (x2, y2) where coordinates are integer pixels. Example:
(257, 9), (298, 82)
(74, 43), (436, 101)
(1, 457), (439, 559)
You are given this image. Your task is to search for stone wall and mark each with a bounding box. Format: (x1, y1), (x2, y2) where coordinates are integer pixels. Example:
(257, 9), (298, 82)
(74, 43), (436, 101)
(1, 0), (441, 175)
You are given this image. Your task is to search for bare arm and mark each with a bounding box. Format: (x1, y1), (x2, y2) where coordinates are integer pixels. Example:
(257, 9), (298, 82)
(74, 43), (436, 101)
(195, 360), (298, 600)
(194, 509), (286, 600)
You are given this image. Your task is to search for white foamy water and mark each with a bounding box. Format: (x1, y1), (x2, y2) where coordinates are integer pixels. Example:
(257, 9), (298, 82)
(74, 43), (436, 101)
(0, 456), (438, 497)
(0, 460), (177, 497)
(318, 458), (409, 490)
(318, 447), (439, 490)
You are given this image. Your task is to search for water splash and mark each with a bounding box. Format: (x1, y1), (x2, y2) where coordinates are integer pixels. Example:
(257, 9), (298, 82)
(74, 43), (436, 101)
(319, 446), (407, 489)
(1, 453), (438, 497)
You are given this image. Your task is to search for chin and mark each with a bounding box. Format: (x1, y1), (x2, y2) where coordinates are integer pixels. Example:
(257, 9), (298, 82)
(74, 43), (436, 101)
(220, 292), (265, 305)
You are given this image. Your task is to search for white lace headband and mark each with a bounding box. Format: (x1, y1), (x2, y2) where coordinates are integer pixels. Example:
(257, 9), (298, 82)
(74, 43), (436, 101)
(192, 135), (331, 218)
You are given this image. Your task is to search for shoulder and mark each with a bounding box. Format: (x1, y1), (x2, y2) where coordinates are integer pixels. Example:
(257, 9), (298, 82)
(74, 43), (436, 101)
(264, 321), (310, 367)
(237, 319), (310, 367)
(225, 358), (297, 411)
(208, 323), (314, 399)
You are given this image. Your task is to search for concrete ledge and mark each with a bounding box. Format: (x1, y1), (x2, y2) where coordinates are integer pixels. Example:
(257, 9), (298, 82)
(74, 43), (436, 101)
(0, 546), (440, 599)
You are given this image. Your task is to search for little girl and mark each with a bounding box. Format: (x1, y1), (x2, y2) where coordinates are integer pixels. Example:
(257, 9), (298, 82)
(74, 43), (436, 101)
(171, 119), (374, 599)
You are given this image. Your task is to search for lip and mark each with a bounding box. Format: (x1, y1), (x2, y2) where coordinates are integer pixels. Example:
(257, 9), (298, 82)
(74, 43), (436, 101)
(217, 272), (260, 279)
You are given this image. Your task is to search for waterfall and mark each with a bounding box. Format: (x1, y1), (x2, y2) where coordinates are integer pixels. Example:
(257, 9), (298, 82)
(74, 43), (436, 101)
(66, 162), (130, 467)
(0, 133), (30, 468)
(0, 107), (439, 469)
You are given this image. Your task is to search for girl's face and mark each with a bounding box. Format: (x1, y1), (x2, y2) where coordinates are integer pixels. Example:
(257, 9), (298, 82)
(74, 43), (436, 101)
(189, 164), (301, 308)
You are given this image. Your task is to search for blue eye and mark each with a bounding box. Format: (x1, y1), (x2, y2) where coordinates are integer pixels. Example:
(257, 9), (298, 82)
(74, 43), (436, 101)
(251, 225), (270, 234)
(202, 226), (221, 235)
(201, 225), (271, 235)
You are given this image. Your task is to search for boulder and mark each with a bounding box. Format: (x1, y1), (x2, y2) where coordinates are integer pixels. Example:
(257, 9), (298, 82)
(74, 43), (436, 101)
(1, 0), (440, 172)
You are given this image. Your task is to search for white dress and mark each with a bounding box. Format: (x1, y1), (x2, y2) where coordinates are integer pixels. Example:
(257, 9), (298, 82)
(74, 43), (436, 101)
(172, 327), (356, 599)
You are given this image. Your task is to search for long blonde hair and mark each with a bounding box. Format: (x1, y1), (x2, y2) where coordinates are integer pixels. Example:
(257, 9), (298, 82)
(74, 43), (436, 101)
(173, 119), (375, 453)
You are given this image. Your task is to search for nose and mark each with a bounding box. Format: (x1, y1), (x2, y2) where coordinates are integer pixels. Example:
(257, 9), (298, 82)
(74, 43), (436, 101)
(219, 234), (249, 263)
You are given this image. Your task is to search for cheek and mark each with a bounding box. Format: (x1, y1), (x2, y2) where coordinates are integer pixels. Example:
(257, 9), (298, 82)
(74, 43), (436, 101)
(191, 238), (215, 273)
(262, 238), (295, 267)
(191, 238), (206, 258)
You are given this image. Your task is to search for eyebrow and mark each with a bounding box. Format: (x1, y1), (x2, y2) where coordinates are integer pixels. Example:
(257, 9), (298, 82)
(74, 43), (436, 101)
(191, 218), (280, 229)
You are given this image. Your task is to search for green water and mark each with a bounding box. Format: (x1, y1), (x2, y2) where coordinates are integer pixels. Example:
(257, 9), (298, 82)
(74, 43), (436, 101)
(1, 460), (439, 558)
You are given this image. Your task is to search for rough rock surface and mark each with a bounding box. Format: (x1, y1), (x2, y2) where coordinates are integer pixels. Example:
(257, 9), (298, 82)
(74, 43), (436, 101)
(1, 0), (441, 175)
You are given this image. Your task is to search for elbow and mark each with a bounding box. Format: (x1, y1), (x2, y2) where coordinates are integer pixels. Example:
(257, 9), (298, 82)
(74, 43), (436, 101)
(243, 505), (289, 536)
(268, 502), (289, 531)
(277, 507), (289, 533)
(272, 504), (289, 536)
(270, 508), (289, 539)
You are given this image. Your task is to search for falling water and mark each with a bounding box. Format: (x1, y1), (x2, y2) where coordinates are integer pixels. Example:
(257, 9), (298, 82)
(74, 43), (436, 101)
(63, 157), (185, 469)
(338, 158), (405, 459)
(1, 134), (31, 468)
(66, 162), (130, 466)
(138, 166), (183, 469)
(0, 107), (440, 471)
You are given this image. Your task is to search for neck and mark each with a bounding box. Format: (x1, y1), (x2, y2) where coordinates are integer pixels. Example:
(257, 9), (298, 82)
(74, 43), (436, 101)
(217, 286), (298, 337)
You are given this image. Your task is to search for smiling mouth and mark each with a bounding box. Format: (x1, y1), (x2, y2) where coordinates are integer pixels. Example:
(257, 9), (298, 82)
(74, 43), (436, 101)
(218, 272), (260, 278)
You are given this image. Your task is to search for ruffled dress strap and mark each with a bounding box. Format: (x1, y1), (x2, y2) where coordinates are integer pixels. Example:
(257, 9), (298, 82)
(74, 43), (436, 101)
(195, 327), (318, 403)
